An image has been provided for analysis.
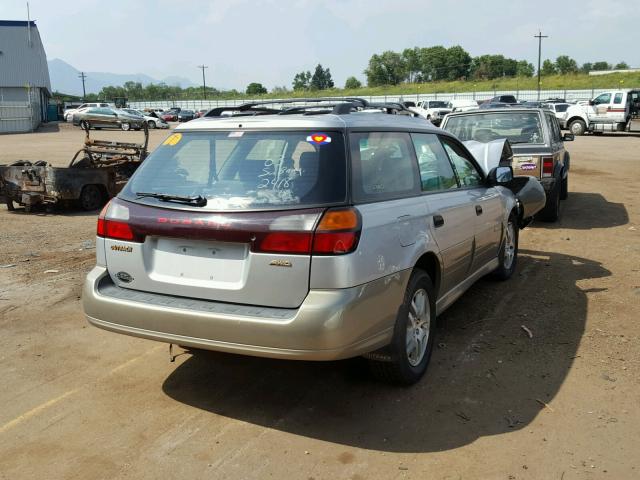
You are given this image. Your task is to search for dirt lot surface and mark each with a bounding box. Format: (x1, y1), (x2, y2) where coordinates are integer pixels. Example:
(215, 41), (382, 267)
(1, 122), (639, 479)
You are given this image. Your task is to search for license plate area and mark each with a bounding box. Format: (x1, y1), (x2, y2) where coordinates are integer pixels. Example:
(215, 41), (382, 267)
(149, 237), (248, 285)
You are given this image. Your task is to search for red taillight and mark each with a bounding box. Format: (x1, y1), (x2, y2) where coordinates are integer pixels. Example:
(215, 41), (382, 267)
(542, 156), (554, 176)
(312, 207), (361, 255)
(254, 232), (313, 254)
(97, 201), (141, 242)
(251, 207), (361, 255)
(312, 232), (359, 254)
(103, 220), (136, 241)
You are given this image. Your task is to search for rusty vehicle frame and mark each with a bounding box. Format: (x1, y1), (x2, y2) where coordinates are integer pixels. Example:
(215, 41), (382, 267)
(0, 123), (149, 212)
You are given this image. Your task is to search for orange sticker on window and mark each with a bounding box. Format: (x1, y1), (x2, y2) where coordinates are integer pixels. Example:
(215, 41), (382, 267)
(163, 133), (182, 146)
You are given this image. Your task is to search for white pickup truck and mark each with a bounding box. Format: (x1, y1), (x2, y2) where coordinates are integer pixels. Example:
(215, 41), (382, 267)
(564, 90), (640, 135)
(408, 100), (452, 125)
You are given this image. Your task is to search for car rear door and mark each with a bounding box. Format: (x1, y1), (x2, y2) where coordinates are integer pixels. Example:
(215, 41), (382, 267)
(409, 133), (476, 294)
(440, 136), (503, 273)
(608, 92), (627, 123)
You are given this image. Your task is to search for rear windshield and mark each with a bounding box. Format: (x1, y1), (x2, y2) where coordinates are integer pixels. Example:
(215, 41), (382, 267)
(121, 131), (346, 211)
(554, 104), (569, 112)
(443, 112), (544, 144)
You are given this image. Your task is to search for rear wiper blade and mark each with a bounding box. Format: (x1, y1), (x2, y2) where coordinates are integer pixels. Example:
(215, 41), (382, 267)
(135, 192), (207, 207)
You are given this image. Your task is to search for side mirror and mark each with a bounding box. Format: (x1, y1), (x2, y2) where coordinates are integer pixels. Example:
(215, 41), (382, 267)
(589, 100), (595, 106)
(488, 166), (513, 186)
(563, 133), (574, 142)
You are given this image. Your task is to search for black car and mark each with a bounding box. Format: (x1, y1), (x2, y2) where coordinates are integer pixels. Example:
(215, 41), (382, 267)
(177, 110), (195, 122)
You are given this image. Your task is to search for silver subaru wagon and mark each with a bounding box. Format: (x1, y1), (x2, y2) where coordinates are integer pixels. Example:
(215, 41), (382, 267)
(83, 98), (545, 384)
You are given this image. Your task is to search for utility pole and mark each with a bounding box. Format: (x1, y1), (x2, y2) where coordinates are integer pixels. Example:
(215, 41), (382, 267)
(197, 65), (208, 100)
(534, 30), (548, 101)
(78, 72), (87, 101)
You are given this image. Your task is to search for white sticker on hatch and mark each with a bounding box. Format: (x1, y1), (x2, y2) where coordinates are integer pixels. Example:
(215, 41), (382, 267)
(228, 131), (244, 138)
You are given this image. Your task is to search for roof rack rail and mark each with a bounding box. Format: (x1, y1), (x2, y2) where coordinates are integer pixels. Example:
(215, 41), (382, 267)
(202, 97), (416, 118)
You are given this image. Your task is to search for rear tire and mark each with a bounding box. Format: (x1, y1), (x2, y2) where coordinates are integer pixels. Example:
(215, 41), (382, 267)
(560, 175), (569, 200)
(569, 119), (586, 136)
(367, 270), (436, 385)
(540, 180), (561, 222)
(492, 213), (518, 280)
(6, 198), (15, 211)
(148, 120), (156, 129)
(121, 122), (131, 131)
(79, 185), (104, 211)
(80, 120), (91, 131)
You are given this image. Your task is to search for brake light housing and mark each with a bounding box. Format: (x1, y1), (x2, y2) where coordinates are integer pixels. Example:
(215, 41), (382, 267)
(542, 156), (554, 177)
(251, 207), (361, 255)
(97, 200), (144, 242)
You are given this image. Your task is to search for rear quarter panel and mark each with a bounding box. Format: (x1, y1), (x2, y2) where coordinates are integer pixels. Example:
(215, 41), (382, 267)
(309, 196), (439, 289)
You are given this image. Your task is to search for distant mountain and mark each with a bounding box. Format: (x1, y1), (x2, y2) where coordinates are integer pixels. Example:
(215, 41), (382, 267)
(48, 58), (196, 95)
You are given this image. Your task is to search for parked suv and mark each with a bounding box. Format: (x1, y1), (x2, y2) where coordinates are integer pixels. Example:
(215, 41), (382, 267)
(83, 99), (545, 384)
(442, 107), (572, 222)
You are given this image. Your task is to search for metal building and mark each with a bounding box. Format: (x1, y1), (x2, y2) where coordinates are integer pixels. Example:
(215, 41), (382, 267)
(0, 20), (51, 133)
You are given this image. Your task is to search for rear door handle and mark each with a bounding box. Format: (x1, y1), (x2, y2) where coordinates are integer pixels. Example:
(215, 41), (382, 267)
(433, 215), (444, 228)
(475, 205), (483, 215)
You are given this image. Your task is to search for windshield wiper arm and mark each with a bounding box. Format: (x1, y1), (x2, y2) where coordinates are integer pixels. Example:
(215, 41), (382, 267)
(135, 192), (207, 207)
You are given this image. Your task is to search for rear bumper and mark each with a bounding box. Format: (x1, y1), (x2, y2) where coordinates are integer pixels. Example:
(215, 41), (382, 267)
(83, 267), (409, 360)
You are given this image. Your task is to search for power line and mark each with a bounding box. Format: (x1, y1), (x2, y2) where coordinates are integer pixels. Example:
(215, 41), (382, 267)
(534, 30), (549, 100)
(197, 65), (209, 99)
(78, 72), (87, 101)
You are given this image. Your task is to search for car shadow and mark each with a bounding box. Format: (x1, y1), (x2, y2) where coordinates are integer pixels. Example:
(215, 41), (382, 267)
(531, 192), (628, 230)
(1, 203), (101, 217)
(161, 249), (608, 453)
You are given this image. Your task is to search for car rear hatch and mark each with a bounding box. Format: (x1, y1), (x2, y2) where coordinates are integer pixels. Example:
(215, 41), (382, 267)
(99, 129), (349, 309)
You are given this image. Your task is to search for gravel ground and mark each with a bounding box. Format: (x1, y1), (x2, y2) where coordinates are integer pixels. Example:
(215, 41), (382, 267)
(0, 122), (639, 479)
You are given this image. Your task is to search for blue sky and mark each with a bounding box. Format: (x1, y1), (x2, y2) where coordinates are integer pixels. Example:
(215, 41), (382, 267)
(1, 0), (638, 89)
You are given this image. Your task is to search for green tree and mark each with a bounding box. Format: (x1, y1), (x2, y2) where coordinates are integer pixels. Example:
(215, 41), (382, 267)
(444, 45), (471, 80)
(592, 61), (611, 71)
(292, 71), (312, 91)
(246, 82), (267, 95)
(516, 60), (535, 77)
(310, 64), (334, 90)
(364, 51), (407, 86)
(418, 46), (448, 81)
(344, 76), (362, 89)
(614, 62), (629, 70)
(540, 59), (557, 76)
(555, 55), (578, 74)
(580, 62), (593, 74)
(271, 85), (290, 94)
(402, 47), (421, 83)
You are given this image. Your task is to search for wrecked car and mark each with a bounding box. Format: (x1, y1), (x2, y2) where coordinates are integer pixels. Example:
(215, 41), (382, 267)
(1, 123), (148, 212)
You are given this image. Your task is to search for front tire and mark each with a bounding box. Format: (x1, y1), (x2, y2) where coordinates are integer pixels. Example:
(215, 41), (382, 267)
(148, 120), (156, 129)
(367, 270), (436, 385)
(492, 213), (518, 280)
(80, 120), (91, 131)
(569, 119), (586, 136)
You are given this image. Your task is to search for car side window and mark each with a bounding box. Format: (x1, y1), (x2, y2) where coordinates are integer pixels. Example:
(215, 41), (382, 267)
(593, 93), (611, 105)
(350, 132), (419, 201)
(547, 114), (560, 143)
(614, 93), (623, 104)
(411, 133), (458, 192)
(440, 137), (483, 187)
